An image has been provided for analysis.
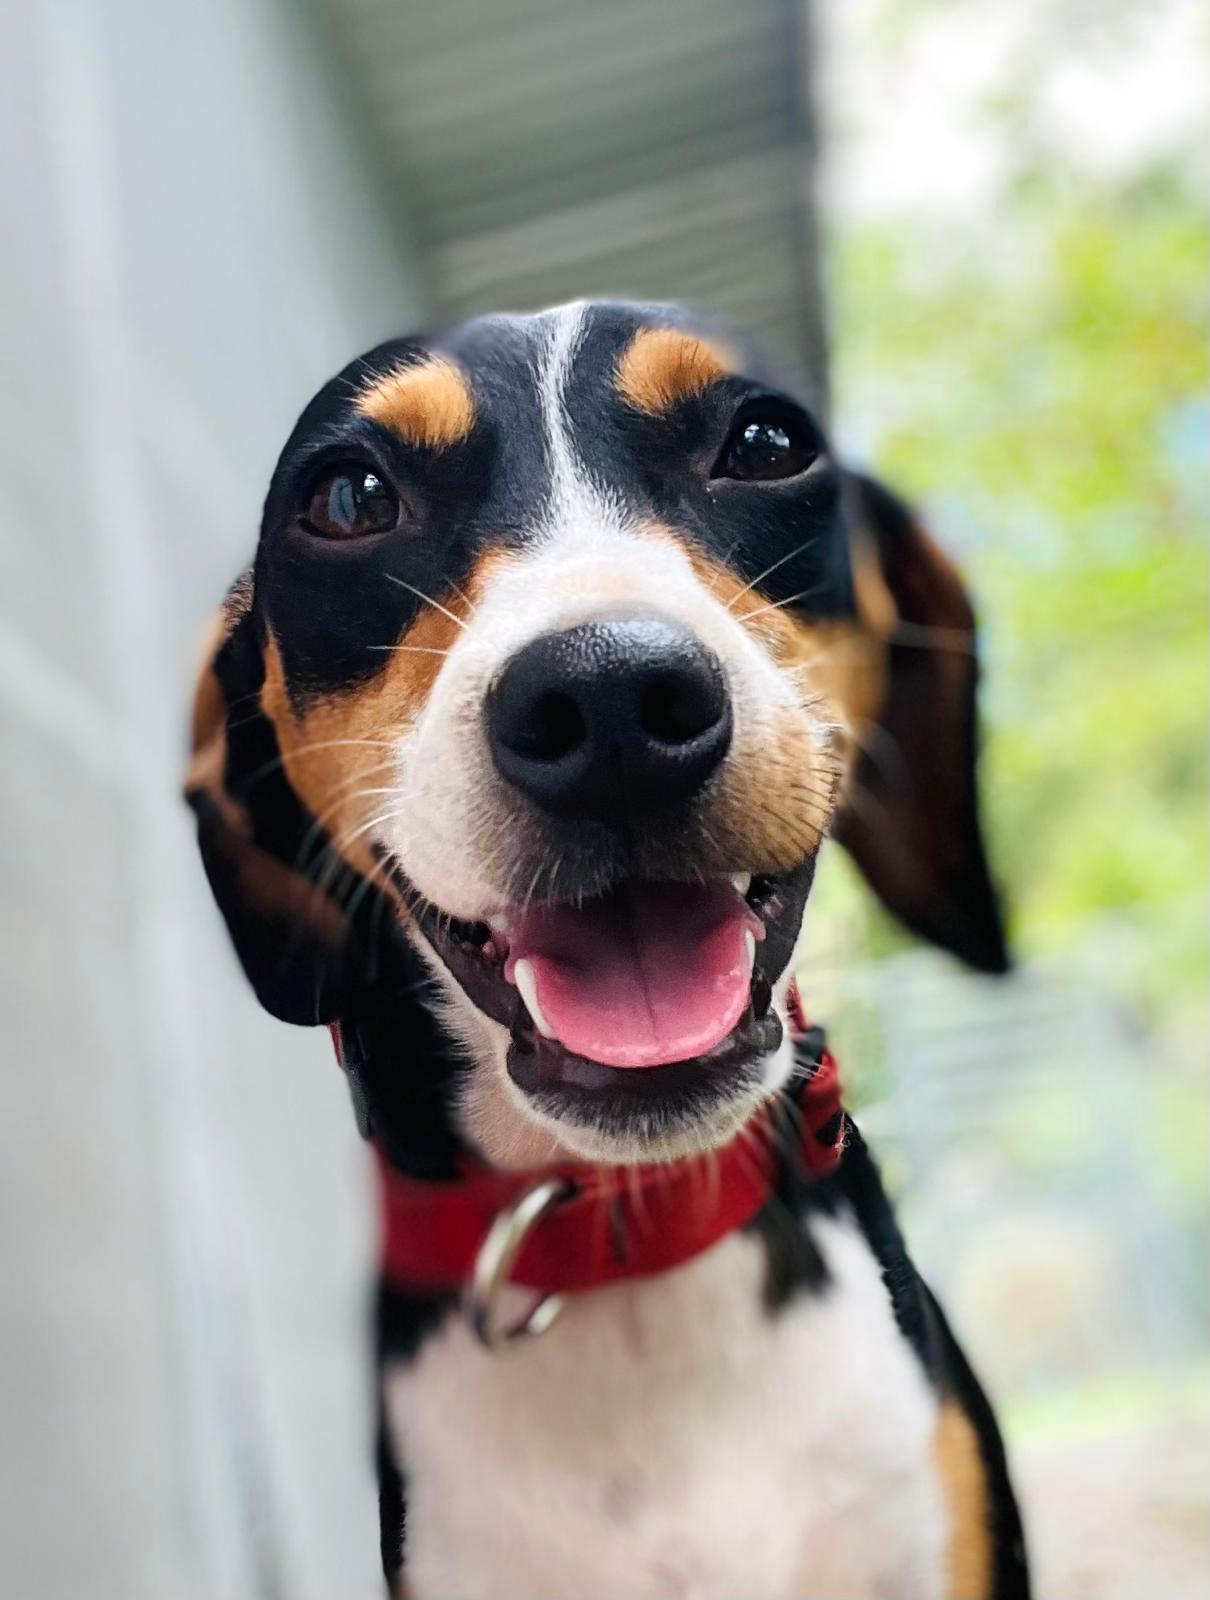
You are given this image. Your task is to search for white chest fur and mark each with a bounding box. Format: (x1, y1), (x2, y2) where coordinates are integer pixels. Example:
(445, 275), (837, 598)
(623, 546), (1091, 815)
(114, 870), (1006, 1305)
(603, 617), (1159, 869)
(385, 1206), (947, 1600)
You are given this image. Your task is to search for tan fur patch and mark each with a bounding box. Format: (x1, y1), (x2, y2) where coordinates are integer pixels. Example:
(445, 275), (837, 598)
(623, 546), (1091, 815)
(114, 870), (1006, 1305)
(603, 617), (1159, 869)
(850, 525), (898, 640)
(211, 821), (351, 950)
(188, 612), (231, 786)
(934, 1400), (993, 1600)
(684, 546), (886, 750)
(356, 355), (476, 450)
(615, 328), (736, 417)
(584, 533), (835, 872)
(674, 539), (904, 866)
(185, 573), (350, 993)
(256, 558), (507, 882)
(186, 575), (254, 832)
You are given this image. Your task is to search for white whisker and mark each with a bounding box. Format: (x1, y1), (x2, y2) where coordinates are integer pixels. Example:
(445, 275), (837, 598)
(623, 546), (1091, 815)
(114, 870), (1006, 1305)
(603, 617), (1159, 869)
(725, 537), (818, 611)
(367, 642), (455, 657)
(737, 585), (826, 625)
(383, 574), (469, 632)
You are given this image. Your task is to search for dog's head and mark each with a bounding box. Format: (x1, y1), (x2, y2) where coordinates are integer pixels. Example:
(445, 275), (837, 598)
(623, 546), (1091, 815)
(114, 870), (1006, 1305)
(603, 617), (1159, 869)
(187, 302), (1005, 1164)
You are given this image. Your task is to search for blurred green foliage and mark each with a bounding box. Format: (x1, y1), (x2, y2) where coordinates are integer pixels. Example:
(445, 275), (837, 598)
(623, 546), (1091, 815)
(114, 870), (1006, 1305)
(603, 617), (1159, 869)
(815, 11), (1207, 1505)
(828, 159), (1207, 1005)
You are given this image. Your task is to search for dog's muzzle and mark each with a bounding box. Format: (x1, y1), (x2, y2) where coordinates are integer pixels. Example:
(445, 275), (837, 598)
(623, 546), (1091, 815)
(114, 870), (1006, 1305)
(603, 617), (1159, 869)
(485, 607), (732, 824)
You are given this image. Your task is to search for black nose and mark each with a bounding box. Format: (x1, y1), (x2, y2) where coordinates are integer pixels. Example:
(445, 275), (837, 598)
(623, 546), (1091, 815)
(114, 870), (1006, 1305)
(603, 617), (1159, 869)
(486, 611), (732, 823)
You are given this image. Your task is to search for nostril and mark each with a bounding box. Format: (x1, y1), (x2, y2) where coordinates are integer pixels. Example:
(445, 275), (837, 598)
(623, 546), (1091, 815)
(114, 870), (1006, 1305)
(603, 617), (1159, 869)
(486, 613), (732, 822)
(512, 690), (585, 761)
(640, 667), (726, 745)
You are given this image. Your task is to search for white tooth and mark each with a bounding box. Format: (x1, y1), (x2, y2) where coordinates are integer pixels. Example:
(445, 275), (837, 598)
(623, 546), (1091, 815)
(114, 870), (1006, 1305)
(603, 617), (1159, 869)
(731, 872), (752, 897)
(513, 958), (556, 1040)
(743, 929), (757, 974)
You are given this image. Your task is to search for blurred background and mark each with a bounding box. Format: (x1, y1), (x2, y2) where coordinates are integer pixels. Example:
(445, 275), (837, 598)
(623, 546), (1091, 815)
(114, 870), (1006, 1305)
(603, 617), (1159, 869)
(2, 0), (1205, 1596)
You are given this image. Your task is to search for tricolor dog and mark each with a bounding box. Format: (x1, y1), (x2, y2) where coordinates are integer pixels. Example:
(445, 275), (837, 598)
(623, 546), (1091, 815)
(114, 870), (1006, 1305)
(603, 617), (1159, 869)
(186, 302), (1029, 1598)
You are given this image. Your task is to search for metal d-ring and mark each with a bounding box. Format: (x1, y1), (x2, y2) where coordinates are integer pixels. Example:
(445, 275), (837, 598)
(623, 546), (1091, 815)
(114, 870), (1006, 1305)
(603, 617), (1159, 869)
(465, 1177), (572, 1351)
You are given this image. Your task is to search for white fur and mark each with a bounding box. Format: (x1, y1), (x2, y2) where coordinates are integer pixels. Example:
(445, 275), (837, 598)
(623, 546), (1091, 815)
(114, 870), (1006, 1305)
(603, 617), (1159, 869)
(386, 1209), (947, 1600)
(538, 302), (627, 540)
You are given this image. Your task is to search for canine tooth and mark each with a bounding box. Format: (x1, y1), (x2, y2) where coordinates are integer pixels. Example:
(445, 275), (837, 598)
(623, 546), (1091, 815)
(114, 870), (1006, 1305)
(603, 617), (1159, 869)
(513, 958), (555, 1040)
(730, 873), (752, 897)
(743, 929), (757, 974)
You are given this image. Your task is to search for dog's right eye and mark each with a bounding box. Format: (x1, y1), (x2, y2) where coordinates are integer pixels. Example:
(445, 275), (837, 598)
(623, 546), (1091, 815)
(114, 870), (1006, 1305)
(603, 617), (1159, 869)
(301, 464), (402, 540)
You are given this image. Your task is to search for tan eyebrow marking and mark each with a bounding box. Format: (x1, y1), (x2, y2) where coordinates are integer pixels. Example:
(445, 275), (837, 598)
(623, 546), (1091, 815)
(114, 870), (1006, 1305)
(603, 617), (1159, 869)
(355, 355), (476, 449)
(615, 328), (737, 417)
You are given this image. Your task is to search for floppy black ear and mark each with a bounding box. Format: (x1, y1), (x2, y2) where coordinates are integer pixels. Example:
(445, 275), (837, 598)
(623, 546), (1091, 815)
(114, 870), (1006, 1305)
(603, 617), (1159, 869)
(833, 475), (1010, 974)
(185, 572), (375, 1023)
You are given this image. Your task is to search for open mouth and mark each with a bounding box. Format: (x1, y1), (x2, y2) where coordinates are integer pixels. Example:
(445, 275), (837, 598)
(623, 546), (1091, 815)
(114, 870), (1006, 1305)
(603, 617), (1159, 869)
(392, 857), (816, 1137)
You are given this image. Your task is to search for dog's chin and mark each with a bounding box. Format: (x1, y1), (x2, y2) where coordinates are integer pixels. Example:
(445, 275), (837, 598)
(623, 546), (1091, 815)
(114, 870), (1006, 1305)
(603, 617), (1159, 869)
(388, 854), (817, 1165)
(499, 1011), (795, 1164)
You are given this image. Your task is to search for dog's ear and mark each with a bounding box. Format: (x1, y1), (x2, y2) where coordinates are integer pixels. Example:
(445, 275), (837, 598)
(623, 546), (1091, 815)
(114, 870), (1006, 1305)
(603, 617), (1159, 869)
(185, 571), (372, 1023)
(832, 475), (1010, 974)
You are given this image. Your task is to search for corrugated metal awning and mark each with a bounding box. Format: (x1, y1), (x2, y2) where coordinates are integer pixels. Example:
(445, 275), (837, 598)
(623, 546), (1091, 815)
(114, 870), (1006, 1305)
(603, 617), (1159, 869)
(323, 0), (827, 397)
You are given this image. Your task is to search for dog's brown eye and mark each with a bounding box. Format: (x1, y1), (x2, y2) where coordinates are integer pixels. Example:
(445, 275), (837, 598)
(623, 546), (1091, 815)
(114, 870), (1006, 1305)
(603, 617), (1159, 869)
(714, 413), (818, 482)
(302, 465), (401, 539)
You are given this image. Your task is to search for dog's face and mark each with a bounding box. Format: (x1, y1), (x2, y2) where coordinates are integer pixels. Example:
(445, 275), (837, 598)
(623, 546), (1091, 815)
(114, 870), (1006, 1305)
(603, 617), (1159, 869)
(189, 302), (1005, 1164)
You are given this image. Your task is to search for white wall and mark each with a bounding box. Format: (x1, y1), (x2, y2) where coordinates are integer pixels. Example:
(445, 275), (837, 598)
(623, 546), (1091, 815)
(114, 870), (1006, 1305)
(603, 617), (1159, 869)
(1, 3), (422, 1595)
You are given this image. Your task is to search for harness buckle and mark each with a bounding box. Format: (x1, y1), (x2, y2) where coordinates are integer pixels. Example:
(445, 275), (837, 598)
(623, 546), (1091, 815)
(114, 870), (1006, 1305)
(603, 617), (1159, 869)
(465, 1177), (572, 1350)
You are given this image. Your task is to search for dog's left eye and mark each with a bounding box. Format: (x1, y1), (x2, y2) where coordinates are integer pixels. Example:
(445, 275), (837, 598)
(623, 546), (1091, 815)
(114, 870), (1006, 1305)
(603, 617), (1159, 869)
(713, 411), (818, 482)
(301, 464), (401, 539)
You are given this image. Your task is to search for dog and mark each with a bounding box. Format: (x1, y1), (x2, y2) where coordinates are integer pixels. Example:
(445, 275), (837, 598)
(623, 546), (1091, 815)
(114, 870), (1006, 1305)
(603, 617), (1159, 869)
(186, 301), (1029, 1599)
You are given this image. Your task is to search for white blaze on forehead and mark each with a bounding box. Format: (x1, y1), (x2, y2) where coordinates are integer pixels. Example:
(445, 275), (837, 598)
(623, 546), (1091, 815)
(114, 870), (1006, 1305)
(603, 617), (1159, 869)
(537, 302), (627, 540)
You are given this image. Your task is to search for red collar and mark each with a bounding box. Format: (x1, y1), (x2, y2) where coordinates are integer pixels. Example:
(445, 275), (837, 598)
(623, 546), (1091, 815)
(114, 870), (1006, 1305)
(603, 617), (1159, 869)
(333, 998), (846, 1302)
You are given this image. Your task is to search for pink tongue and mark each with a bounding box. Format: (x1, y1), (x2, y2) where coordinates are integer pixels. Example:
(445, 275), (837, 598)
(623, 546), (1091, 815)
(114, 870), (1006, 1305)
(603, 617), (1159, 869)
(505, 882), (760, 1069)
